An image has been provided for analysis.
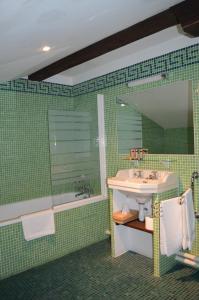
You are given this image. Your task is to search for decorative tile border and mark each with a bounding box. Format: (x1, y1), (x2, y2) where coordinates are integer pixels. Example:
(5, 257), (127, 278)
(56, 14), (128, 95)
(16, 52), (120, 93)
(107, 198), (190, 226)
(0, 44), (198, 97)
(0, 78), (72, 97)
(72, 43), (199, 96)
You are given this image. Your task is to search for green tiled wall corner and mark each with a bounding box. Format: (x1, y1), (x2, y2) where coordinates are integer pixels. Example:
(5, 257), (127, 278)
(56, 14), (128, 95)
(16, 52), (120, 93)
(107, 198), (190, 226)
(164, 127), (194, 154)
(0, 200), (109, 279)
(142, 115), (164, 154)
(143, 120), (194, 154)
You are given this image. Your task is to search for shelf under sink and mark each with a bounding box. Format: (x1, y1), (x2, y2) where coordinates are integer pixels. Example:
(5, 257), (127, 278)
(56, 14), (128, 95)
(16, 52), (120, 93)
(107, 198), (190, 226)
(115, 219), (153, 234)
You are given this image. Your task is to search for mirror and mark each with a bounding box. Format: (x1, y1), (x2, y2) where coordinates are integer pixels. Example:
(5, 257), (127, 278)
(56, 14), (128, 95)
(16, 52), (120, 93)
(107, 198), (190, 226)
(116, 80), (194, 155)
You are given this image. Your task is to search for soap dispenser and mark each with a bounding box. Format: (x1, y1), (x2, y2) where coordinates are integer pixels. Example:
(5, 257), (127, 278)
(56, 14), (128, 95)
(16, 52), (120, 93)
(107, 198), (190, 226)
(138, 204), (145, 222)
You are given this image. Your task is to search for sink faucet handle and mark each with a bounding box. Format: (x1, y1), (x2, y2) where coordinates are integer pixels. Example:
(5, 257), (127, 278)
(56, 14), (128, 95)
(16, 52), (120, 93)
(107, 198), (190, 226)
(151, 170), (157, 179)
(133, 170), (142, 178)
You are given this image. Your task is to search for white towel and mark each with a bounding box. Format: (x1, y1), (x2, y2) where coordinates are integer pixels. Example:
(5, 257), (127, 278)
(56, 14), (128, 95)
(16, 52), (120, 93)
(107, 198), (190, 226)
(160, 197), (182, 256)
(21, 209), (55, 241)
(181, 188), (195, 250)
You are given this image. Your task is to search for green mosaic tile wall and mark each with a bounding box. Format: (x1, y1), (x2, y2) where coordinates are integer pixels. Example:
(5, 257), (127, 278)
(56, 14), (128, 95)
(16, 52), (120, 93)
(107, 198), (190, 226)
(164, 127), (194, 154)
(1, 44), (199, 280)
(142, 115), (164, 154)
(0, 200), (109, 279)
(89, 64), (199, 277)
(0, 90), (107, 279)
(0, 91), (73, 204)
(142, 119), (194, 154)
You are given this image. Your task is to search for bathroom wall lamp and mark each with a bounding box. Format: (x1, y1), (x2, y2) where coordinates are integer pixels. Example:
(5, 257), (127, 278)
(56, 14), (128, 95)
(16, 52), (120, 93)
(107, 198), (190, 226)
(127, 73), (167, 87)
(116, 98), (128, 106)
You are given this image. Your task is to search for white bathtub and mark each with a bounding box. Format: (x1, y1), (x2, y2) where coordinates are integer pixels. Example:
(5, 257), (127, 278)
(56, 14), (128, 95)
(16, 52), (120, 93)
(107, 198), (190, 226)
(52, 192), (89, 206)
(0, 192), (105, 226)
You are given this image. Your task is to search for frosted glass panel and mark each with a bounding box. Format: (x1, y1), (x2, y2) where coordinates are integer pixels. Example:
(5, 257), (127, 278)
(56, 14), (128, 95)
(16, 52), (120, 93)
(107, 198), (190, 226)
(117, 104), (142, 154)
(48, 108), (101, 200)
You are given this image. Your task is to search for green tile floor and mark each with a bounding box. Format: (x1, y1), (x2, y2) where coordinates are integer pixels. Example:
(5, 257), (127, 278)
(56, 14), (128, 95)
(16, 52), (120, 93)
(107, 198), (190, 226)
(1, 239), (199, 300)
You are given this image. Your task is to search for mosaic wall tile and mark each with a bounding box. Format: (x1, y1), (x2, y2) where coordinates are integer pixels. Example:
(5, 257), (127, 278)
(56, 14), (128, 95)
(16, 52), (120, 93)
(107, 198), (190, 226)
(1, 44), (199, 280)
(164, 127), (194, 154)
(0, 79), (72, 97)
(100, 64), (199, 277)
(0, 200), (109, 279)
(0, 88), (108, 280)
(142, 115), (164, 154)
(0, 91), (73, 204)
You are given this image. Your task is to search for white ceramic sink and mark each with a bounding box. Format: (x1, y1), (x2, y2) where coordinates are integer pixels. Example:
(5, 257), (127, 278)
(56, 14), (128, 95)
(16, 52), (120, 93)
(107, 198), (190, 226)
(108, 169), (178, 194)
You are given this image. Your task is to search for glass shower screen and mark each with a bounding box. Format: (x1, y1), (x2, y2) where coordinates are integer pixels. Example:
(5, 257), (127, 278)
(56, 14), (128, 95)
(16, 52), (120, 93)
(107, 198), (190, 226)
(48, 103), (101, 205)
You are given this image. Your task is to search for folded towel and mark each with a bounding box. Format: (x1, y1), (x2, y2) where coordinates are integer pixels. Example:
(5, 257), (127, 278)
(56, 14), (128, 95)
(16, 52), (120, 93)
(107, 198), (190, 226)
(181, 188), (195, 250)
(160, 197), (182, 256)
(160, 213), (167, 255)
(21, 209), (55, 241)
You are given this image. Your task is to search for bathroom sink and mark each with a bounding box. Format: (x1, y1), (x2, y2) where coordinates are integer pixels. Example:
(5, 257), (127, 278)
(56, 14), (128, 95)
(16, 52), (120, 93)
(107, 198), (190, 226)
(107, 169), (178, 193)
(133, 192), (152, 203)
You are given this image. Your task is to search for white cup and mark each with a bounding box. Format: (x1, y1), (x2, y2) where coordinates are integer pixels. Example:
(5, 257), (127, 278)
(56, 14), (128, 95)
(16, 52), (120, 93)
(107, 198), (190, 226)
(145, 216), (153, 231)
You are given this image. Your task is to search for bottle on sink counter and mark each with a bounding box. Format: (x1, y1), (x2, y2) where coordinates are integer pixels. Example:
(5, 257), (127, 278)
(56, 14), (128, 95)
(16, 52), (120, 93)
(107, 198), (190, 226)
(130, 148), (136, 160)
(130, 148), (148, 160)
(135, 149), (139, 160)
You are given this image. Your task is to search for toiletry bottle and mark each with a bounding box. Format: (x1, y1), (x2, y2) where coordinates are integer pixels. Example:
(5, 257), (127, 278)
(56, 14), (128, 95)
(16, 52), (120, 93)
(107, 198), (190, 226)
(135, 149), (139, 160)
(140, 149), (144, 160)
(130, 148), (136, 159)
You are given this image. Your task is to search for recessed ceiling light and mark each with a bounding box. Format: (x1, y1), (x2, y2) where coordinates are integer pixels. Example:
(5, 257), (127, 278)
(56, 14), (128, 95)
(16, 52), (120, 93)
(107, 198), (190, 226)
(42, 46), (51, 52)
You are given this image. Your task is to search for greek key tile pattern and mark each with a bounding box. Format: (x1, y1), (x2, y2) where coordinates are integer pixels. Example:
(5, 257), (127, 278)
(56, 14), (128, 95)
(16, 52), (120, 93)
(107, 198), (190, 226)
(0, 44), (198, 97)
(72, 44), (199, 96)
(0, 79), (73, 97)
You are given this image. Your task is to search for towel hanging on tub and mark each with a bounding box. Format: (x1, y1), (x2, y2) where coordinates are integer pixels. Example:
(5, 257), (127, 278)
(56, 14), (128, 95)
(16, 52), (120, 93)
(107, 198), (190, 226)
(21, 209), (55, 241)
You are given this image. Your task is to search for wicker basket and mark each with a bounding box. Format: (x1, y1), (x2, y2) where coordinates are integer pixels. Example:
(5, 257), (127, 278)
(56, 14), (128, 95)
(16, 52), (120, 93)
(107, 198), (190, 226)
(112, 210), (138, 224)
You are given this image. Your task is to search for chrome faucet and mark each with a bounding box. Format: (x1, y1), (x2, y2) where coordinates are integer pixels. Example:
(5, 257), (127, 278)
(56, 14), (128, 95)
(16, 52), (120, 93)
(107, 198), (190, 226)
(149, 170), (157, 180)
(75, 182), (92, 198)
(134, 170), (142, 178)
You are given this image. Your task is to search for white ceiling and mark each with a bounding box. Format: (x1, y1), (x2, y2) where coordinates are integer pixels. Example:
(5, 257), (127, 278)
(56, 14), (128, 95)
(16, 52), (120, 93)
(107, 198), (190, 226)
(0, 0), (198, 84)
(120, 80), (193, 129)
(61, 26), (199, 85)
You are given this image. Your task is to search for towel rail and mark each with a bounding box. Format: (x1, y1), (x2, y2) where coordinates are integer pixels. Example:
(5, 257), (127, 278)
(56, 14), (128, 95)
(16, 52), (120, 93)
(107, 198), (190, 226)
(190, 171), (199, 219)
(179, 189), (199, 219)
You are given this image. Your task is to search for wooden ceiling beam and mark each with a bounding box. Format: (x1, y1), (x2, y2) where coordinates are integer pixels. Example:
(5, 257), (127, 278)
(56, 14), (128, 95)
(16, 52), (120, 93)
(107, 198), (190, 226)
(171, 0), (199, 37)
(28, 0), (199, 81)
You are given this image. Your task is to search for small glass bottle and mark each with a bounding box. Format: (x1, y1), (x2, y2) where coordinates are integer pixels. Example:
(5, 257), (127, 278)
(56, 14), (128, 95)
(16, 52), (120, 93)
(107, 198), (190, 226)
(130, 148), (136, 159)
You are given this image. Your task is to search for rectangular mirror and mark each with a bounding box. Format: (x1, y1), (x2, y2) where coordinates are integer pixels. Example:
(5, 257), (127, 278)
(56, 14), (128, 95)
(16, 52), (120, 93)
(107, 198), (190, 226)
(116, 80), (194, 155)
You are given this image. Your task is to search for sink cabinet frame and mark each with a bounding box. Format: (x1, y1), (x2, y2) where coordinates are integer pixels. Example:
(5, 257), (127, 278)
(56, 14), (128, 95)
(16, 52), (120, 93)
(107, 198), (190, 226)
(109, 187), (179, 277)
(112, 189), (153, 258)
